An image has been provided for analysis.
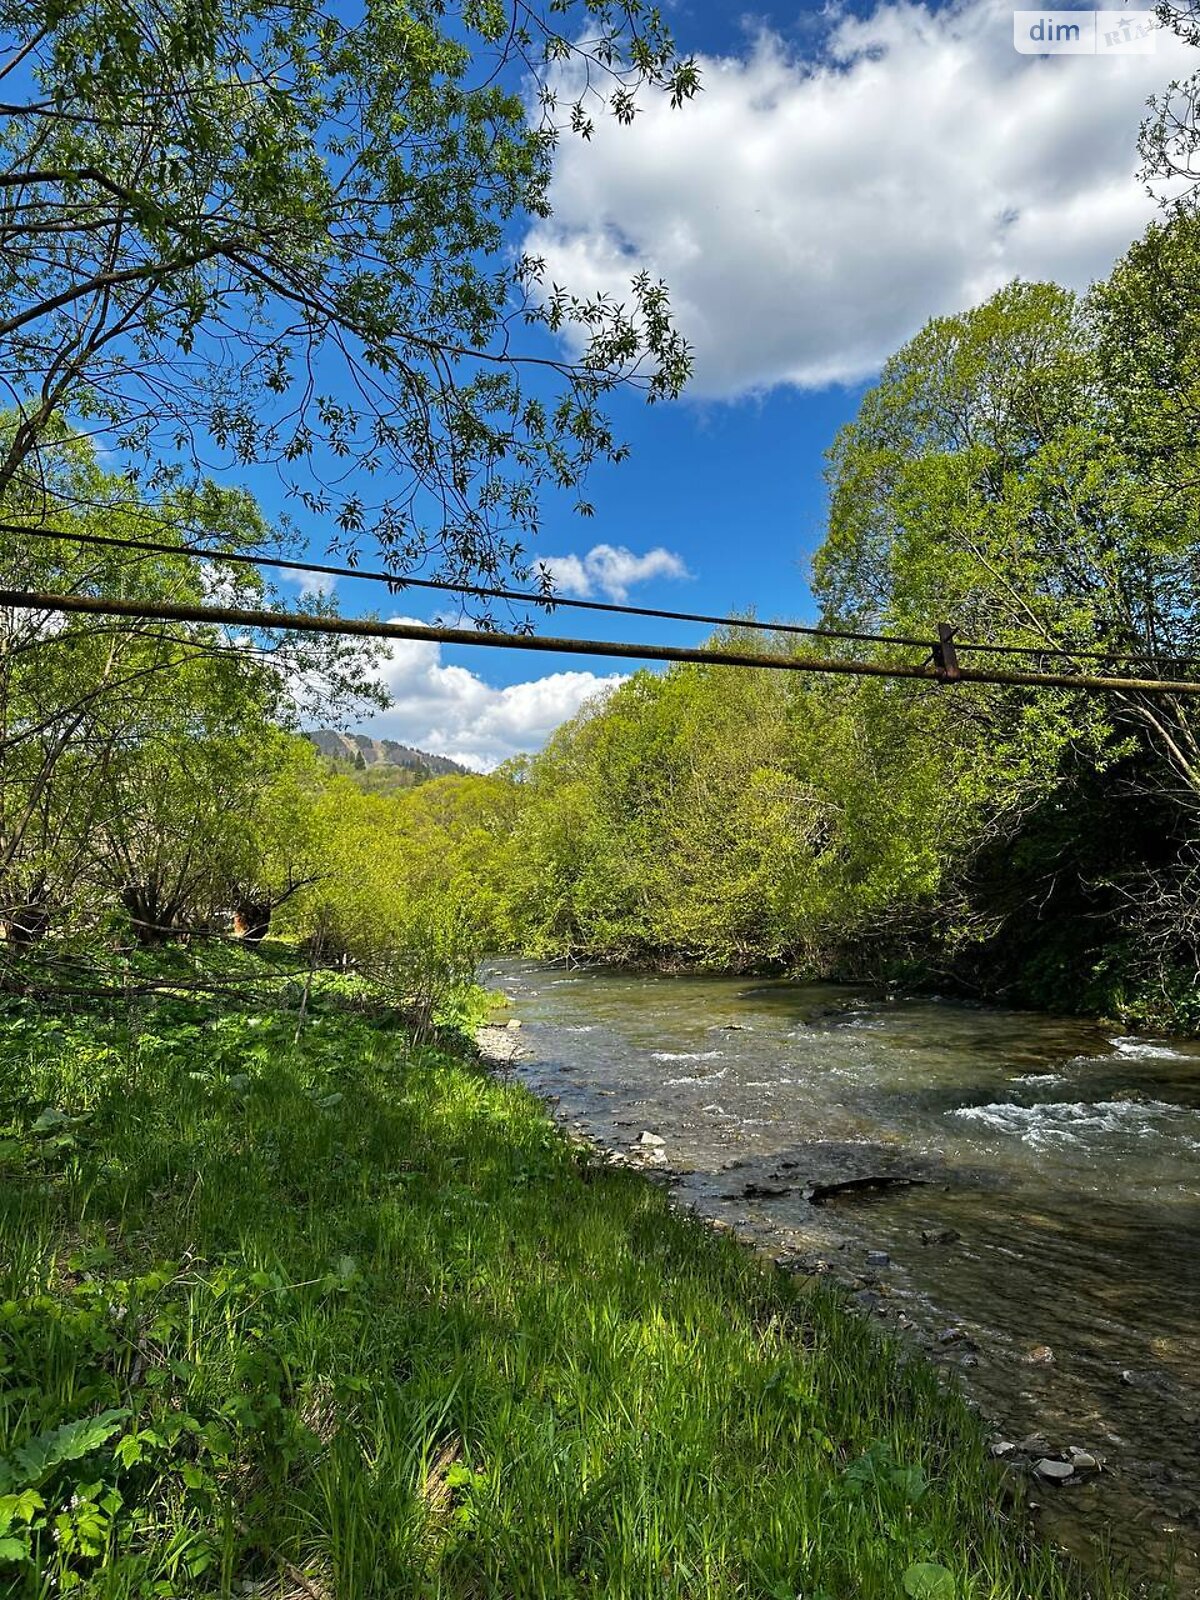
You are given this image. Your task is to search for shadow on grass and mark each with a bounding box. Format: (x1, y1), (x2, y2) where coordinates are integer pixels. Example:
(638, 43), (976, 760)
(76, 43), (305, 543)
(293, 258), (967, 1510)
(0, 989), (1143, 1599)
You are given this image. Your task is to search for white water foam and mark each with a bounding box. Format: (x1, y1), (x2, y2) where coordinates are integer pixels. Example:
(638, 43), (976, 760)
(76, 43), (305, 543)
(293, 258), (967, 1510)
(652, 1049), (723, 1062)
(665, 1068), (729, 1087)
(1108, 1037), (1187, 1061)
(951, 1097), (1187, 1147)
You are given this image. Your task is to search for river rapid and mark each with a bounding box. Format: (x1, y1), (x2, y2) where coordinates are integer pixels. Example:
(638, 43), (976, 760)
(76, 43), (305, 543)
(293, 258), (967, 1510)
(481, 960), (1200, 1591)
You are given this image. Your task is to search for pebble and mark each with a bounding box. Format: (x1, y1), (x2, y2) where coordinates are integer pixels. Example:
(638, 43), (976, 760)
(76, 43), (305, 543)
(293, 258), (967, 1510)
(991, 1441), (1016, 1457)
(1035, 1458), (1076, 1483)
(1068, 1448), (1100, 1473)
(506, 1019), (523, 1030)
(921, 1227), (961, 1246)
(865, 1249), (890, 1268)
(637, 1130), (665, 1147)
(1024, 1344), (1055, 1364)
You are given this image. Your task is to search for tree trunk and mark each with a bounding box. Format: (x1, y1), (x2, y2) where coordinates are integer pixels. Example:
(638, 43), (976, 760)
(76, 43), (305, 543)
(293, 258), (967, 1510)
(121, 884), (175, 945)
(233, 899), (273, 944)
(0, 900), (51, 948)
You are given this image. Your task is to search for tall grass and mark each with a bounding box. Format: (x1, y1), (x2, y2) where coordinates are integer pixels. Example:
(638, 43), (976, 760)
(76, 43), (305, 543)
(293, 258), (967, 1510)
(0, 971), (1140, 1598)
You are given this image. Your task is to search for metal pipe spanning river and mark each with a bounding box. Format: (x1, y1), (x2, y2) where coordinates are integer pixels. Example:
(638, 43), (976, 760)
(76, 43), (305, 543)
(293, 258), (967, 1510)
(481, 961), (1200, 1590)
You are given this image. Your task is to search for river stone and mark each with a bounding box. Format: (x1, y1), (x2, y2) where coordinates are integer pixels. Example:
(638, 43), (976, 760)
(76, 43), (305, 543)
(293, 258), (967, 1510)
(637, 1130), (665, 1147)
(865, 1249), (890, 1268)
(1025, 1344), (1055, 1364)
(921, 1227), (960, 1246)
(1068, 1448), (1100, 1472)
(1035, 1459), (1076, 1483)
(505, 1018), (522, 1030)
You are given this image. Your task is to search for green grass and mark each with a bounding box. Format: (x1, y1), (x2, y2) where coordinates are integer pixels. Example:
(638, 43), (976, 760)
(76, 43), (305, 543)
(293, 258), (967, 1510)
(0, 965), (1136, 1598)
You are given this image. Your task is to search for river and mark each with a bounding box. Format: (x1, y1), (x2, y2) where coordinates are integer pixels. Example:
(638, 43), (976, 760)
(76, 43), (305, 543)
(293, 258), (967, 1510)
(481, 960), (1200, 1591)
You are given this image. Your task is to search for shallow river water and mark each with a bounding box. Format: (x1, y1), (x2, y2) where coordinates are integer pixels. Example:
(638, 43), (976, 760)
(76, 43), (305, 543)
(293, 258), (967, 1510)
(481, 961), (1200, 1590)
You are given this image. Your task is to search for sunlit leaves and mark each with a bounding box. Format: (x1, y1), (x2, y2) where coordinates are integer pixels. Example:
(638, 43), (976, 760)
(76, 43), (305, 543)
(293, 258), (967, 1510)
(0, 0), (697, 586)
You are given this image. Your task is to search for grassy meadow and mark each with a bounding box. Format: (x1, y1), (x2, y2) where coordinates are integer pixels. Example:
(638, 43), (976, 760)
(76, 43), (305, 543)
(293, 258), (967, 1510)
(0, 954), (1138, 1599)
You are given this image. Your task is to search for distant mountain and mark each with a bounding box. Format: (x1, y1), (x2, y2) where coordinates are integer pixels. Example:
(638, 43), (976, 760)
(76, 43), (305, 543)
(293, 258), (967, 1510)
(304, 730), (470, 789)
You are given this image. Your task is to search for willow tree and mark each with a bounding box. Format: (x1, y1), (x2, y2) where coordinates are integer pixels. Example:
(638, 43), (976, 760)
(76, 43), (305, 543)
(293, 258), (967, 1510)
(0, 0), (697, 586)
(0, 430), (384, 944)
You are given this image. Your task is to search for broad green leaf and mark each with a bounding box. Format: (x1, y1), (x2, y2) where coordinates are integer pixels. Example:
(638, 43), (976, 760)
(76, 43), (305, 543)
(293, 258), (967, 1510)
(0, 1410), (130, 1492)
(903, 1562), (955, 1600)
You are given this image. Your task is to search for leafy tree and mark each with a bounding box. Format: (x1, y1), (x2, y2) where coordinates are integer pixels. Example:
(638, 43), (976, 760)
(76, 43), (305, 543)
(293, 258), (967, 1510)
(1089, 211), (1200, 808)
(221, 735), (331, 941)
(0, 427), (382, 942)
(298, 778), (494, 1034)
(816, 240), (1200, 1014)
(0, 0), (697, 589)
(817, 279), (1134, 801)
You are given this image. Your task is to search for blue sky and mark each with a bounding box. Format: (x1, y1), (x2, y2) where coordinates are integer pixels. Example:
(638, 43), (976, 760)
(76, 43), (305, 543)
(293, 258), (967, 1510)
(288, 0), (1189, 767)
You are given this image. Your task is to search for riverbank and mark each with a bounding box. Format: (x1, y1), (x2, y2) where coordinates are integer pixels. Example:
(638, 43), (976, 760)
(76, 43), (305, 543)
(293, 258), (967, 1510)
(480, 960), (1200, 1593)
(0, 953), (1141, 1598)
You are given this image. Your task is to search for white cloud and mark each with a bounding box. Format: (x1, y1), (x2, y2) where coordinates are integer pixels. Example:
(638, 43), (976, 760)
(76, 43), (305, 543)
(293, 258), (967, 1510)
(286, 568), (336, 600)
(361, 618), (626, 770)
(527, 0), (1193, 397)
(537, 542), (690, 600)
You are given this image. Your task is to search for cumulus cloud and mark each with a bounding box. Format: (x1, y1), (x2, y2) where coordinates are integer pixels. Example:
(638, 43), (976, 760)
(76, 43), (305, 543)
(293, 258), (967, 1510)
(526, 0), (1192, 396)
(537, 542), (690, 600)
(360, 618), (625, 770)
(296, 570), (337, 600)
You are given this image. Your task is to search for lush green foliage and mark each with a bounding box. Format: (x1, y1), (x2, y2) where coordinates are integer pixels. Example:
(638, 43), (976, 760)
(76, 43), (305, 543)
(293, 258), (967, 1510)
(0, 431), (384, 948)
(11, 218), (1200, 1028)
(488, 654), (970, 973)
(292, 773), (518, 1031)
(0, 965), (1133, 1597)
(392, 212), (1200, 1029)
